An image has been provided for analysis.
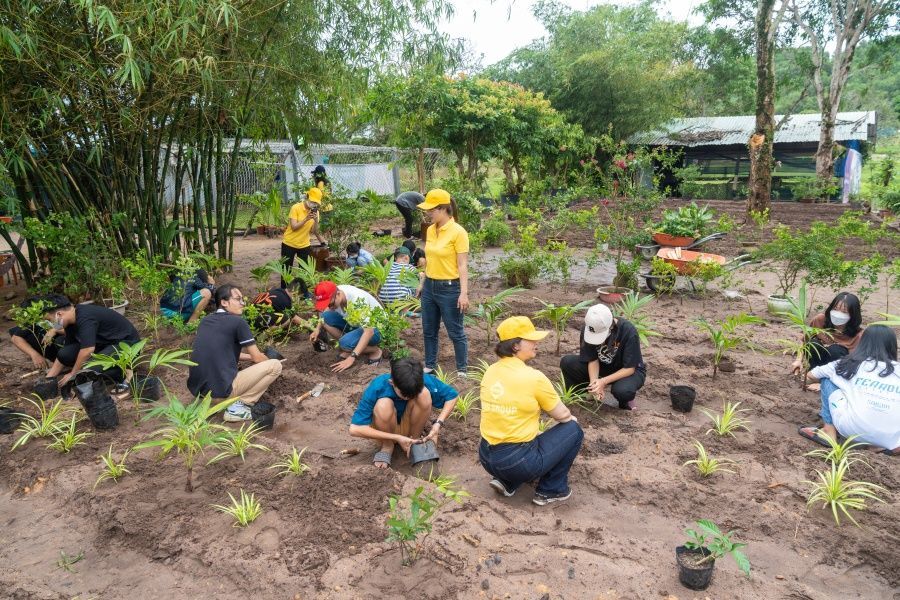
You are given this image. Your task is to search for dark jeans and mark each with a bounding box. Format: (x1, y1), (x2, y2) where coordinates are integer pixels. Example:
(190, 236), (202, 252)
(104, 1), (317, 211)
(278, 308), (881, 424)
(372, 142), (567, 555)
(395, 202), (417, 239)
(57, 342), (131, 382)
(478, 420), (584, 496)
(280, 243), (311, 297)
(559, 354), (646, 409)
(421, 277), (467, 372)
(808, 341), (849, 369)
(9, 325), (64, 361)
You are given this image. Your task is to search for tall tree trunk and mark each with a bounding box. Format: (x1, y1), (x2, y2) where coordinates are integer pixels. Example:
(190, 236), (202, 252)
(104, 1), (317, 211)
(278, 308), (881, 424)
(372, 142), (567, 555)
(747, 0), (777, 216)
(815, 107), (837, 180)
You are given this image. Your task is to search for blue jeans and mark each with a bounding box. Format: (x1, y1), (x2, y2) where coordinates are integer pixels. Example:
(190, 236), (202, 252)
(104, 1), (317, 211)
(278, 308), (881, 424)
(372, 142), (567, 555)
(421, 277), (468, 371)
(819, 378), (839, 425)
(321, 310), (382, 351)
(478, 420), (584, 496)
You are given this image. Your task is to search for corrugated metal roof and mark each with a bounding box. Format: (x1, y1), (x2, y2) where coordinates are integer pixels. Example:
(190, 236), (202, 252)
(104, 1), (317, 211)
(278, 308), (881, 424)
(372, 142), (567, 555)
(630, 111), (876, 147)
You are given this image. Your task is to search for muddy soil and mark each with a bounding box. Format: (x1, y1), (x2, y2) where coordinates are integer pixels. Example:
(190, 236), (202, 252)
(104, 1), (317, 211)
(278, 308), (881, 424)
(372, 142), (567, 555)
(1, 206), (898, 600)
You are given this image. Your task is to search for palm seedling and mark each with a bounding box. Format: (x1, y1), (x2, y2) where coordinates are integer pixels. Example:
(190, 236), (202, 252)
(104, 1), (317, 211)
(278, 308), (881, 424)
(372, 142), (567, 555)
(805, 434), (871, 469)
(249, 264), (274, 292)
(805, 458), (885, 526)
(134, 393), (233, 492)
(776, 282), (833, 389)
(533, 299), (593, 355)
(360, 260), (391, 296)
(683, 440), (736, 477)
(208, 422), (270, 464)
(213, 489), (263, 527)
(389, 295), (422, 315)
(269, 447), (311, 477)
(553, 372), (588, 409)
(263, 257), (298, 288)
(84, 339), (196, 405)
(293, 255), (324, 291)
(94, 445), (131, 489)
(465, 287), (524, 348)
(701, 401), (751, 437)
(328, 265), (357, 286)
(11, 396), (72, 450)
(614, 291), (662, 346)
(451, 390), (479, 422)
(47, 413), (92, 453)
(694, 313), (764, 378)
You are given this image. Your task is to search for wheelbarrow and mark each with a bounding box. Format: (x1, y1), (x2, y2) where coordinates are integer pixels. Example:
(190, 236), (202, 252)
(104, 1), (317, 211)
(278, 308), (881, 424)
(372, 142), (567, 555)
(642, 250), (757, 293)
(635, 232), (727, 260)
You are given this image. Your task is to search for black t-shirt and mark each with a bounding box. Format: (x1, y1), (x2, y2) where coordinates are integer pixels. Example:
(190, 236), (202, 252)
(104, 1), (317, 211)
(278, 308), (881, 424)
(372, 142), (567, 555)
(250, 288), (292, 328)
(66, 303), (140, 350)
(578, 318), (645, 374)
(187, 311), (256, 398)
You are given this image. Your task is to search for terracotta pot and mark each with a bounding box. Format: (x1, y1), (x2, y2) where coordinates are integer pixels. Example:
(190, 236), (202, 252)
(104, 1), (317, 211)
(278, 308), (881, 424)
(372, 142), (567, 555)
(325, 257), (344, 271)
(256, 225), (266, 235)
(309, 245), (330, 272)
(653, 232), (696, 248)
(0, 216), (12, 224)
(596, 286), (630, 304)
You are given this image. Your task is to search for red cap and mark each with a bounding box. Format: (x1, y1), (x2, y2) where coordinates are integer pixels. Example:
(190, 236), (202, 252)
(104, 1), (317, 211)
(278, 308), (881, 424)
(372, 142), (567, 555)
(314, 281), (338, 312)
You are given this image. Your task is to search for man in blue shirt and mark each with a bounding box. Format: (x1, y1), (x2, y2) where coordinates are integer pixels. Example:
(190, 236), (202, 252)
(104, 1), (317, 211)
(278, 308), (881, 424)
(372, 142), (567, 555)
(344, 242), (375, 268)
(349, 358), (458, 469)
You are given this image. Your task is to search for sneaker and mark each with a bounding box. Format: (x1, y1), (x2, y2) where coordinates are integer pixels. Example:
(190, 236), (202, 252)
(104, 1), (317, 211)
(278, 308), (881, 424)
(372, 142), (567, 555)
(223, 401), (252, 422)
(423, 367), (435, 374)
(532, 489), (572, 506)
(489, 478), (516, 497)
(456, 371), (468, 379)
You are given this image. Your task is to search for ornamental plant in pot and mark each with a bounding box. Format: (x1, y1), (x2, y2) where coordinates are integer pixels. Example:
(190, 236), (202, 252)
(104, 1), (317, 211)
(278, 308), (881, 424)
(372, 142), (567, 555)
(676, 519), (750, 591)
(651, 203), (714, 247)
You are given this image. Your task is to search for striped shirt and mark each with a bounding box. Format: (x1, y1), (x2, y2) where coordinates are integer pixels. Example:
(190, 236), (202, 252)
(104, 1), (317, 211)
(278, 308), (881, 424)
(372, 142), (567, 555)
(379, 262), (417, 304)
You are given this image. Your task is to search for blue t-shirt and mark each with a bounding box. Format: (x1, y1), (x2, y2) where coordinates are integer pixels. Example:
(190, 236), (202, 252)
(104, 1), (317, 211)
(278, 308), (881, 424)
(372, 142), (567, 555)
(346, 249), (375, 268)
(351, 373), (458, 425)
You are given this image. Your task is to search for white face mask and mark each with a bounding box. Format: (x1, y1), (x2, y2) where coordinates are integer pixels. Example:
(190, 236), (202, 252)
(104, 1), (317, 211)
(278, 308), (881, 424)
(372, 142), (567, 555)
(830, 310), (851, 326)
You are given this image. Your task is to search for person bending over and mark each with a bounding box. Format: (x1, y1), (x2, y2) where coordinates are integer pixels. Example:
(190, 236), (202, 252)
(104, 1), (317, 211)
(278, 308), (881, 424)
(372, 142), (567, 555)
(349, 358), (458, 469)
(160, 268), (215, 323)
(249, 287), (304, 331)
(394, 191), (424, 239)
(799, 325), (899, 454)
(42, 294), (141, 385)
(310, 281), (384, 372)
(402, 239), (426, 269)
(559, 303), (646, 410)
(187, 285), (282, 422)
(479, 317), (584, 506)
(9, 297), (67, 368)
(378, 246), (424, 305)
(345, 242), (375, 268)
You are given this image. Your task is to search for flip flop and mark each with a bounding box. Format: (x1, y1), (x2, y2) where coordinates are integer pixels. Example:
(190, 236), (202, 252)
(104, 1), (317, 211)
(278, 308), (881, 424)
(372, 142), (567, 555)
(798, 425), (834, 448)
(881, 448), (899, 457)
(373, 450), (392, 467)
(366, 353), (384, 366)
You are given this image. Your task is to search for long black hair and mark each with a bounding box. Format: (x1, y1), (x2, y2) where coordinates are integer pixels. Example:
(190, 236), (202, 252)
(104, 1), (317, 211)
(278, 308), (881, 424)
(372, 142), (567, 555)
(835, 325), (897, 380)
(823, 292), (862, 337)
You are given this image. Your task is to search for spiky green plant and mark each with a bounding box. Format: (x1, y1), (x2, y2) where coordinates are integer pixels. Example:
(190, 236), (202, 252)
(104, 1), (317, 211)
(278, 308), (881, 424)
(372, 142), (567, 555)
(389, 295), (421, 314)
(805, 433), (871, 469)
(47, 413), (92, 453)
(359, 260), (391, 296)
(292, 255), (324, 291)
(11, 396), (72, 450)
(683, 440), (736, 477)
(614, 291), (662, 346)
(538, 418), (553, 433)
(249, 264), (273, 291)
(94, 445), (131, 489)
(451, 390), (479, 422)
(701, 401), (751, 437)
(465, 287), (524, 347)
(553, 372), (588, 409)
(804, 458), (886, 526)
(533, 298), (593, 355)
(208, 422), (270, 464)
(212, 489), (263, 527)
(466, 359), (492, 384)
(776, 282), (834, 389)
(431, 365), (456, 386)
(84, 339), (195, 405)
(694, 313), (764, 378)
(269, 446), (311, 477)
(328, 265), (357, 286)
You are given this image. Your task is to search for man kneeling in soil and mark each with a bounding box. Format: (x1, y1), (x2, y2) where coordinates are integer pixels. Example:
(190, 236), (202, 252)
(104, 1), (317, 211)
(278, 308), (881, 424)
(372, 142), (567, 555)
(187, 285), (282, 422)
(310, 280), (385, 373)
(349, 358), (458, 469)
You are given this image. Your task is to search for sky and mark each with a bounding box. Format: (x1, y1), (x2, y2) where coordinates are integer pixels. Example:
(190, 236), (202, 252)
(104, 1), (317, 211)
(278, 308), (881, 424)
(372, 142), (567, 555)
(446, 0), (703, 67)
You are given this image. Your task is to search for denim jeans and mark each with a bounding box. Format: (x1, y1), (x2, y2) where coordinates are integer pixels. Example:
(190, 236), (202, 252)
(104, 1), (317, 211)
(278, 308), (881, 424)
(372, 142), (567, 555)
(478, 420), (584, 496)
(421, 277), (468, 372)
(819, 377), (839, 425)
(321, 310), (382, 351)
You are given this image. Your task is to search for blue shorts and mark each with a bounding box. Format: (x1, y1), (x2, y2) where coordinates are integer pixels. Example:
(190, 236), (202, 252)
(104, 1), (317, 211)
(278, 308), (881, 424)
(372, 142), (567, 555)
(322, 310), (382, 350)
(161, 290), (206, 322)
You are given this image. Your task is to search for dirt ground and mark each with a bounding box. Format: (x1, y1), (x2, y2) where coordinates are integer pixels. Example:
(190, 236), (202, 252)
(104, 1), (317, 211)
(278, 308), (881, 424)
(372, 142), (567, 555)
(1, 207), (899, 600)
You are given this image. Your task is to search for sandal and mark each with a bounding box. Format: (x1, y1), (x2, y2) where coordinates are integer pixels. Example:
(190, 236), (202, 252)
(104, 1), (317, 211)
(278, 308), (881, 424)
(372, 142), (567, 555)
(373, 450), (392, 467)
(366, 353), (384, 366)
(798, 425), (835, 447)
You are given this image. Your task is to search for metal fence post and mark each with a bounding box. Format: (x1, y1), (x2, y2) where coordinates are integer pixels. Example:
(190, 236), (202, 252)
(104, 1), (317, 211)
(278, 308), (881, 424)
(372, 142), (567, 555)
(391, 150), (401, 198)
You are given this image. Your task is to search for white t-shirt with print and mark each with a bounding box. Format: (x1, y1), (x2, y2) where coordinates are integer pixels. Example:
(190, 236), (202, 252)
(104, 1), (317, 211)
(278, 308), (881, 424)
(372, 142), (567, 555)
(336, 285), (382, 328)
(810, 359), (900, 450)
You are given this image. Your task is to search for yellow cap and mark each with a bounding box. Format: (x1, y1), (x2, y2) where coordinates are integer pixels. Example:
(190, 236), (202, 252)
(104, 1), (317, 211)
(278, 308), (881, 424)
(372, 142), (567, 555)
(417, 188), (451, 210)
(496, 316), (549, 342)
(306, 187), (323, 204)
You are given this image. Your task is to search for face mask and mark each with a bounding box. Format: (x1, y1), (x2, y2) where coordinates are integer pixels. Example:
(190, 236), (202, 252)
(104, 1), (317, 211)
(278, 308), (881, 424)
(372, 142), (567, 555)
(830, 310), (850, 326)
(52, 314), (65, 331)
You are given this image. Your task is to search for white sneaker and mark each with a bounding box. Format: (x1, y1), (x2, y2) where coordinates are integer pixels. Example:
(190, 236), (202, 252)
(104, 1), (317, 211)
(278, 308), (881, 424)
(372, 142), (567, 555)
(456, 371), (468, 379)
(223, 401), (252, 422)
(423, 367), (435, 374)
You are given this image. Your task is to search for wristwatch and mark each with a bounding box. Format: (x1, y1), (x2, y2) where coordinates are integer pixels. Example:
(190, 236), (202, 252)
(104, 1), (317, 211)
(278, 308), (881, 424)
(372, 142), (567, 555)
(434, 419), (444, 427)
(350, 351), (359, 359)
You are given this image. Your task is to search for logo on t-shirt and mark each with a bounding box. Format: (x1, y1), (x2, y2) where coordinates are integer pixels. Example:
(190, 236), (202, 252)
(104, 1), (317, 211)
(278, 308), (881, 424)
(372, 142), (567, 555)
(490, 381), (505, 400)
(596, 342), (618, 364)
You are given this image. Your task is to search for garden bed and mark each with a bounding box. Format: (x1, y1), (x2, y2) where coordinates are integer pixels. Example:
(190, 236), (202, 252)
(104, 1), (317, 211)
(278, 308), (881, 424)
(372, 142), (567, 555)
(1, 232), (898, 599)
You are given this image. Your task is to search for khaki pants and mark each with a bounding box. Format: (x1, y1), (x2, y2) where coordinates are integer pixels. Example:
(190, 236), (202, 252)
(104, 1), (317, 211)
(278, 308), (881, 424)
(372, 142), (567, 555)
(223, 359), (282, 406)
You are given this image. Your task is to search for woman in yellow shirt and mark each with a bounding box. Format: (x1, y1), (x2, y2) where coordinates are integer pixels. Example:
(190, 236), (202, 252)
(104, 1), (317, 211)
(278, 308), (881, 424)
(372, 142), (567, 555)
(282, 187), (326, 297)
(417, 189), (469, 375)
(479, 316), (584, 506)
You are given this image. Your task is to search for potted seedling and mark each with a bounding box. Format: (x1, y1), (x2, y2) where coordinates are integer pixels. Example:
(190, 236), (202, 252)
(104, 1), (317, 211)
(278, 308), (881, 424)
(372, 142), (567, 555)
(677, 519), (750, 590)
(775, 282), (832, 389)
(693, 313), (763, 378)
(652, 203), (713, 247)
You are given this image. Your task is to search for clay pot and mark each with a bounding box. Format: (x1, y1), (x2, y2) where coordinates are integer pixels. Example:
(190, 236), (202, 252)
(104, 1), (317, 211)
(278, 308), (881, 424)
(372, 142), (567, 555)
(309, 245), (330, 272)
(256, 225), (267, 236)
(670, 385), (696, 413)
(652, 232), (696, 247)
(596, 286), (630, 304)
(676, 546), (715, 591)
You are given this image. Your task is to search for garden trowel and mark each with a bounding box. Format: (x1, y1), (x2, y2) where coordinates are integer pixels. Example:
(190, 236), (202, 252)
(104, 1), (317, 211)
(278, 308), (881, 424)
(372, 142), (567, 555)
(295, 382), (325, 404)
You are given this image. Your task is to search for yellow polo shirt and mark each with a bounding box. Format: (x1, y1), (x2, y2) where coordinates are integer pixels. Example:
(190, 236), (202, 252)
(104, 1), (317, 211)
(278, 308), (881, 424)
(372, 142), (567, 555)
(480, 357), (561, 445)
(424, 218), (469, 279)
(283, 202), (315, 249)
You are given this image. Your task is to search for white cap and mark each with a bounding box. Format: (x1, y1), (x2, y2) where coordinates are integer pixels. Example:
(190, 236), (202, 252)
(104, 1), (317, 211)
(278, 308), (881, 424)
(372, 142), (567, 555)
(583, 304), (614, 345)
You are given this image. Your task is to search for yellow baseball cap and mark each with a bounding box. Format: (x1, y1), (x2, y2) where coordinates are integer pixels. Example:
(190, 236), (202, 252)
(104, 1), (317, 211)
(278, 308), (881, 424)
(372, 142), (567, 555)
(497, 316), (549, 342)
(306, 187), (323, 204)
(417, 188), (451, 210)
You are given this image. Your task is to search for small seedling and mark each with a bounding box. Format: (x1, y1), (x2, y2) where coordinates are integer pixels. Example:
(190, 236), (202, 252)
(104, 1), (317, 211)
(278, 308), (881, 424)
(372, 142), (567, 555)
(701, 401), (751, 437)
(47, 413), (92, 453)
(212, 489), (263, 527)
(466, 359), (491, 384)
(683, 519), (751, 577)
(465, 287), (524, 347)
(614, 292), (661, 346)
(694, 313), (763, 378)
(776, 282), (833, 389)
(683, 440), (736, 477)
(56, 550), (84, 573)
(804, 458), (885, 526)
(12, 396), (71, 450)
(269, 446), (311, 477)
(533, 299), (592, 355)
(538, 418), (553, 433)
(805, 433), (871, 469)
(94, 445), (131, 489)
(208, 422), (270, 464)
(431, 365), (456, 386)
(451, 390), (479, 422)
(386, 476), (468, 565)
(553, 373), (588, 409)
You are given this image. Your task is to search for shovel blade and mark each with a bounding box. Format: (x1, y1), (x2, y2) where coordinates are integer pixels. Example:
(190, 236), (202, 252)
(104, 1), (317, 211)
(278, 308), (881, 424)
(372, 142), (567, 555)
(310, 382), (325, 397)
